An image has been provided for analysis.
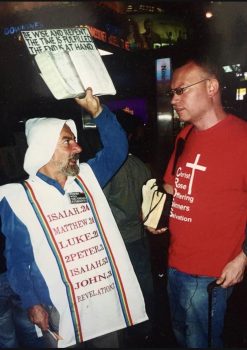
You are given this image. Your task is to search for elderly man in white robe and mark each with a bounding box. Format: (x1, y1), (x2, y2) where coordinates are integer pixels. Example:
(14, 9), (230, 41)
(0, 89), (148, 348)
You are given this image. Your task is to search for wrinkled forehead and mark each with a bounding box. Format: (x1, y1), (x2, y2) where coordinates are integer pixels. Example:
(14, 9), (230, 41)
(56, 124), (77, 146)
(61, 123), (75, 135)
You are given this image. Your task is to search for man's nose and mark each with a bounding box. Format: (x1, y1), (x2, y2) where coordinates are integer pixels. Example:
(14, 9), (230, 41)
(71, 141), (82, 153)
(171, 93), (180, 106)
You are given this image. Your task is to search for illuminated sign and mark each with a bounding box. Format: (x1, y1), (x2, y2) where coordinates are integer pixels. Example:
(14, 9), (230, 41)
(236, 87), (246, 100)
(86, 26), (107, 42)
(86, 25), (129, 50)
(3, 22), (44, 36)
(156, 58), (171, 82)
(156, 58), (172, 121)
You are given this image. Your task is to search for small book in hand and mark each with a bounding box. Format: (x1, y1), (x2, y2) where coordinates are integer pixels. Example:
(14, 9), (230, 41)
(142, 179), (173, 230)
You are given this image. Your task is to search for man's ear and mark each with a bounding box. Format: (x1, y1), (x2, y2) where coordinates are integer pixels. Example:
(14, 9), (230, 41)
(207, 78), (219, 97)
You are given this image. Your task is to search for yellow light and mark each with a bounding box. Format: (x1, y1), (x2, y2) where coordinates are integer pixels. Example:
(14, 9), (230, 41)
(205, 11), (213, 18)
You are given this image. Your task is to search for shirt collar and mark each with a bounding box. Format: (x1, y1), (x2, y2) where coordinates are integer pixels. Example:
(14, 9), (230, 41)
(36, 171), (65, 195)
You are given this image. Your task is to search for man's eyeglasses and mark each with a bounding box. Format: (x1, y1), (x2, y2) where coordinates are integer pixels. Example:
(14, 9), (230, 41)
(166, 78), (210, 98)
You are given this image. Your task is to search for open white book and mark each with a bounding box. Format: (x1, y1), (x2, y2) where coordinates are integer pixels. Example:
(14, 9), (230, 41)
(21, 27), (116, 100)
(35, 49), (116, 100)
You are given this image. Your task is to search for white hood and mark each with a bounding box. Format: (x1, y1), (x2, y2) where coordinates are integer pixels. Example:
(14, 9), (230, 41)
(24, 117), (77, 176)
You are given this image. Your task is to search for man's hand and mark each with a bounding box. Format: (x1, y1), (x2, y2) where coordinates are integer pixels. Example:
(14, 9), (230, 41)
(75, 87), (102, 118)
(28, 304), (49, 331)
(216, 251), (247, 288)
(145, 226), (168, 235)
(163, 183), (173, 195)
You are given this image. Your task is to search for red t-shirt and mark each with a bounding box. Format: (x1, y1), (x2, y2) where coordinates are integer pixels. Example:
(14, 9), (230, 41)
(164, 115), (247, 277)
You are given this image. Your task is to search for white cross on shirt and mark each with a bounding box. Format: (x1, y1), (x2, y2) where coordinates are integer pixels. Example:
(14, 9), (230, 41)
(186, 154), (206, 195)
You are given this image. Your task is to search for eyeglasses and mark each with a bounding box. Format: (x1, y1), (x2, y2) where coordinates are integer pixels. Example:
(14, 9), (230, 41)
(166, 79), (210, 98)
